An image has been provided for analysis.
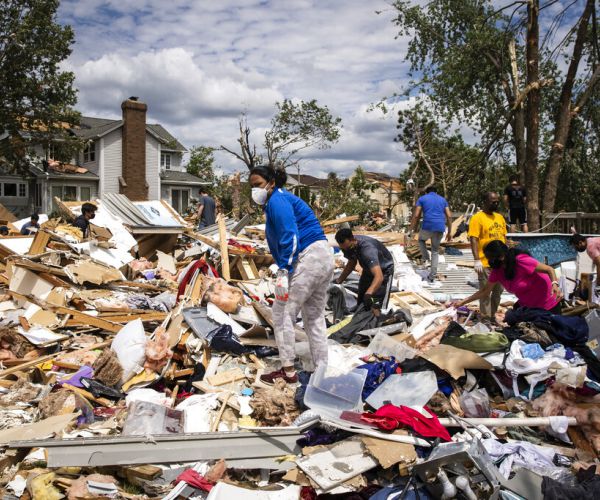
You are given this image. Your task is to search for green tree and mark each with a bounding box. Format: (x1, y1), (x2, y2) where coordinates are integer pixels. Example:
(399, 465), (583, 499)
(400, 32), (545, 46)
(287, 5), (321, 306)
(395, 104), (511, 210)
(0, 0), (80, 173)
(317, 168), (378, 222)
(388, 0), (600, 227)
(220, 100), (342, 171)
(186, 145), (216, 182)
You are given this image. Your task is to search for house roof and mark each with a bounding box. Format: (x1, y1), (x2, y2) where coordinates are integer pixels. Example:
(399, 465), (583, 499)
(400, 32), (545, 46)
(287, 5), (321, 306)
(75, 116), (186, 152)
(160, 170), (209, 186)
(288, 173), (329, 188)
(29, 162), (99, 180)
(364, 171), (403, 192)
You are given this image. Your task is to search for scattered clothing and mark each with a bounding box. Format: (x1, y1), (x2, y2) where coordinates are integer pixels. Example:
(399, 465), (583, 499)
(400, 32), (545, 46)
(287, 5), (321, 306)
(442, 331), (509, 353)
(542, 466), (600, 500)
(482, 438), (556, 479)
(362, 405), (451, 441)
(357, 357), (401, 399)
(174, 470), (214, 491)
(505, 307), (589, 346)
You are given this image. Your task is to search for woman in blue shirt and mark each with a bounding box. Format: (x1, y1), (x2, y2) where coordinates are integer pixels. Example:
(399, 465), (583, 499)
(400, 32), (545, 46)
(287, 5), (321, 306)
(249, 165), (334, 384)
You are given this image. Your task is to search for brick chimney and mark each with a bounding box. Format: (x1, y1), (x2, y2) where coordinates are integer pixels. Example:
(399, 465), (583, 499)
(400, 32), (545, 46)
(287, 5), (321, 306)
(120, 96), (149, 200)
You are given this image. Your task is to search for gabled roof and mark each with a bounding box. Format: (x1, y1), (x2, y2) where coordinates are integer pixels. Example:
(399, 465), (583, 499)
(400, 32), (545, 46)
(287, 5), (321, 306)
(288, 173), (329, 188)
(364, 171), (403, 192)
(75, 116), (186, 152)
(147, 124), (186, 152)
(160, 170), (209, 186)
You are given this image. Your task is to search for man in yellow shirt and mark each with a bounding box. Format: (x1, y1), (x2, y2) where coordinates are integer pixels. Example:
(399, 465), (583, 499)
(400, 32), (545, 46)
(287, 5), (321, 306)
(468, 192), (507, 321)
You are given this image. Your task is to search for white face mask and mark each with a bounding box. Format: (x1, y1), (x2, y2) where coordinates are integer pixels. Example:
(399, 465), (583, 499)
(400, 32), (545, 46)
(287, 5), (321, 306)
(252, 187), (269, 205)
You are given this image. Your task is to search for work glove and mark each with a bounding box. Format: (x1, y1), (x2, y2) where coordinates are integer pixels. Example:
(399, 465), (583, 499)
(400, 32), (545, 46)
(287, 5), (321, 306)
(363, 293), (381, 311)
(275, 269), (289, 302)
(474, 260), (484, 275)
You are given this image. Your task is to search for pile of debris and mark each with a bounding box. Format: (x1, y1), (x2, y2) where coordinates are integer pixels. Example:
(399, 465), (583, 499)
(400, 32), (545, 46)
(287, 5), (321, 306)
(0, 197), (598, 499)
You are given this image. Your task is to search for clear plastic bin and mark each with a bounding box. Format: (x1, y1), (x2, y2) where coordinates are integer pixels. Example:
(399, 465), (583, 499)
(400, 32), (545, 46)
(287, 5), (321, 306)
(367, 332), (417, 362)
(304, 364), (368, 417)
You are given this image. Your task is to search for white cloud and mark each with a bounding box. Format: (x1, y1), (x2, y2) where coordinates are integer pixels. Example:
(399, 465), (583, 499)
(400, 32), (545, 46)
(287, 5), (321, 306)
(57, 0), (419, 176)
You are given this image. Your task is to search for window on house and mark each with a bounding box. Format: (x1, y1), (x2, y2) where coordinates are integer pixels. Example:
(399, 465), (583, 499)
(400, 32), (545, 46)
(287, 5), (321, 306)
(3, 183), (17, 197)
(161, 152), (171, 170)
(35, 184), (42, 208)
(171, 188), (191, 214)
(64, 186), (77, 201)
(80, 187), (91, 201)
(83, 142), (96, 163)
(18, 184), (26, 197)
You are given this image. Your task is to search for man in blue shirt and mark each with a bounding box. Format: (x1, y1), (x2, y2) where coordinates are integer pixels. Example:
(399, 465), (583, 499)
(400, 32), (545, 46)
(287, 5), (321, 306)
(20, 214), (40, 235)
(409, 186), (452, 282)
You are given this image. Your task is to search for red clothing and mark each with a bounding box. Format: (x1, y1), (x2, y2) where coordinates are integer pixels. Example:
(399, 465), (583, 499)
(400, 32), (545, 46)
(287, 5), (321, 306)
(361, 404), (451, 441)
(176, 259), (219, 300)
(174, 470), (213, 491)
(488, 254), (559, 311)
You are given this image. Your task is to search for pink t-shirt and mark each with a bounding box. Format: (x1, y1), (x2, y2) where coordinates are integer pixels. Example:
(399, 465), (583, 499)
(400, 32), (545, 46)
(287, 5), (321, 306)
(489, 254), (559, 310)
(587, 237), (600, 261)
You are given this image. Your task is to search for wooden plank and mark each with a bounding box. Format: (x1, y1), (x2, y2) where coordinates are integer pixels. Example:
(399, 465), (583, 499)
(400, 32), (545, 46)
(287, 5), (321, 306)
(217, 214), (230, 281)
(322, 215), (360, 227)
(27, 230), (51, 256)
(207, 367), (246, 386)
(235, 257), (250, 280)
(56, 307), (122, 333)
(0, 354), (57, 379)
(95, 312), (167, 323)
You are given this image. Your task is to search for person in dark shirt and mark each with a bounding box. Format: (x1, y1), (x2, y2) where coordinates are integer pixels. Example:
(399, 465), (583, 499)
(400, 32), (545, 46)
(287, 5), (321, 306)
(72, 202), (97, 238)
(20, 214), (40, 235)
(335, 228), (395, 314)
(504, 175), (528, 232)
(197, 188), (216, 228)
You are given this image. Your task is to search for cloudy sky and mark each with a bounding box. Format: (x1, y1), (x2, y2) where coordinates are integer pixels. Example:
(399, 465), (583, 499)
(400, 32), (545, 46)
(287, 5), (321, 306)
(56, 1), (583, 177)
(57, 0), (414, 177)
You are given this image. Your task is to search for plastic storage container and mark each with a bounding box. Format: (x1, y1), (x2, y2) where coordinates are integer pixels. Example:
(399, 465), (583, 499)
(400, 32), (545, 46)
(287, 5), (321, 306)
(304, 364), (368, 417)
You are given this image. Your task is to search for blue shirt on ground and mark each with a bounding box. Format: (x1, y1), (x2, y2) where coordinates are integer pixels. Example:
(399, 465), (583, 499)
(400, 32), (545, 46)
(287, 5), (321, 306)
(416, 192), (449, 233)
(264, 188), (326, 272)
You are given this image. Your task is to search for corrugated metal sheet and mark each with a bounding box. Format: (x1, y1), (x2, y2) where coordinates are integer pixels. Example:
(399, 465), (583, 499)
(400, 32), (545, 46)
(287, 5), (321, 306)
(427, 249), (515, 301)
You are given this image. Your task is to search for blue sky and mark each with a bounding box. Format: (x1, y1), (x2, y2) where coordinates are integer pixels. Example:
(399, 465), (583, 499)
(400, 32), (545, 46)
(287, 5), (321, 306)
(57, 0), (585, 177)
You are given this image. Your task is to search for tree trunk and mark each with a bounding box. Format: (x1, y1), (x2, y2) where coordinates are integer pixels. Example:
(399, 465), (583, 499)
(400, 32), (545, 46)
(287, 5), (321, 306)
(542, 0), (594, 213)
(524, 0), (541, 231)
(508, 38), (527, 180)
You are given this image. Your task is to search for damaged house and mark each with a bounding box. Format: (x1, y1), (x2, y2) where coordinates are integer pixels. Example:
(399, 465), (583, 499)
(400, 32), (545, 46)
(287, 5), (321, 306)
(0, 97), (204, 217)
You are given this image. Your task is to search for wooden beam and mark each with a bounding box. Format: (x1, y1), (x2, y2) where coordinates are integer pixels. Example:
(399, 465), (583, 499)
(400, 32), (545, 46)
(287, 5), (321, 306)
(56, 307), (122, 333)
(322, 215), (360, 227)
(217, 213), (230, 281)
(27, 230), (51, 255)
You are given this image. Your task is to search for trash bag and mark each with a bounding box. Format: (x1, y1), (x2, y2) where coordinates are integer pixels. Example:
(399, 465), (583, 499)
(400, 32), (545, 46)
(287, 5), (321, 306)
(206, 325), (249, 355)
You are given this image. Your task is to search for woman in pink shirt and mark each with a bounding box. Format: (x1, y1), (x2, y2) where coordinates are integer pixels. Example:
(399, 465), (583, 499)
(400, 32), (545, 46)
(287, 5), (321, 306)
(455, 240), (563, 314)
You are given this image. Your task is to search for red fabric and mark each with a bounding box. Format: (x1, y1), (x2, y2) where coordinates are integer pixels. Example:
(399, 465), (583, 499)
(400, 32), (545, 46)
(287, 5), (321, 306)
(361, 404), (451, 442)
(176, 259), (219, 300)
(174, 470), (214, 491)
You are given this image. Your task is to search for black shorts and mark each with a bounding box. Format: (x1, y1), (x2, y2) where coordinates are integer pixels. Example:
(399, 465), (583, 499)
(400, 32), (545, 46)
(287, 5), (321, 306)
(509, 207), (527, 225)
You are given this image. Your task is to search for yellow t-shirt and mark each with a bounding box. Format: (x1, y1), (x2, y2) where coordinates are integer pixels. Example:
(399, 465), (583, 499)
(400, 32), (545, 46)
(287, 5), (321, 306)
(467, 211), (507, 267)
